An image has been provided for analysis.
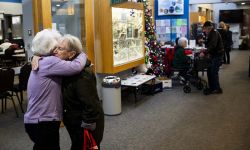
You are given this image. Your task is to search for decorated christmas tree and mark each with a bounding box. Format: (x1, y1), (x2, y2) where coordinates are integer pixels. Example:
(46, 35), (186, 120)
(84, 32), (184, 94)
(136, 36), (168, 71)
(138, 0), (166, 77)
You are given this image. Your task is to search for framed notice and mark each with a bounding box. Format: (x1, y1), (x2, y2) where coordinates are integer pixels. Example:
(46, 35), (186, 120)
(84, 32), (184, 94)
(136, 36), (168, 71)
(158, 0), (184, 16)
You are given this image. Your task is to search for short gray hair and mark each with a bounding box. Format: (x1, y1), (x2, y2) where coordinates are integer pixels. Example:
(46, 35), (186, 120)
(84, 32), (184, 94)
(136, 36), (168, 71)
(60, 34), (83, 54)
(178, 37), (188, 47)
(31, 29), (62, 56)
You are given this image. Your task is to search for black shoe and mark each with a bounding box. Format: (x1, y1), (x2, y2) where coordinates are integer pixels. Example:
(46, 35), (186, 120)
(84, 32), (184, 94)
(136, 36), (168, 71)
(211, 88), (223, 94)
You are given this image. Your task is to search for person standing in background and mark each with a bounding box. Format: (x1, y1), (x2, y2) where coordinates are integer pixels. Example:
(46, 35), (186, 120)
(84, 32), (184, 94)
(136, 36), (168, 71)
(224, 24), (233, 64)
(217, 21), (227, 64)
(203, 21), (224, 94)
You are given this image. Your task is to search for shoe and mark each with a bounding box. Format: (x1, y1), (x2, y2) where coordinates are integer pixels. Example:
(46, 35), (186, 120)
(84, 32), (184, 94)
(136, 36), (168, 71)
(211, 88), (223, 94)
(180, 80), (185, 85)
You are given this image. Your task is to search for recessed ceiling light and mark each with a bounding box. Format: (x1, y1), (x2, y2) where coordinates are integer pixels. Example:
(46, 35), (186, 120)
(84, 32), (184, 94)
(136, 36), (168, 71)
(241, 2), (245, 5)
(56, 4), (61, 7)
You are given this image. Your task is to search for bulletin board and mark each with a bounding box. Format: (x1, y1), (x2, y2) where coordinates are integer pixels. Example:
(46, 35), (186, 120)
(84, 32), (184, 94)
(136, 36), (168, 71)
(155, 0), (189, 43)
(155, 18), (187, 43)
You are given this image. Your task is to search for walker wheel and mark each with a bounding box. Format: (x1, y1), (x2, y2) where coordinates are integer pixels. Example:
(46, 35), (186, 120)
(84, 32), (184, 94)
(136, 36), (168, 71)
(183, 86), (191, 93)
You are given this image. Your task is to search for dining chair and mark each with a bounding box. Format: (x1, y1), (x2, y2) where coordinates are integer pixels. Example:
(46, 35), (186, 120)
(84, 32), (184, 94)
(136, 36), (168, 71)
(2, 48), (15, 67)
(11, 62), (31, 113)
(0, 68), (19, 117)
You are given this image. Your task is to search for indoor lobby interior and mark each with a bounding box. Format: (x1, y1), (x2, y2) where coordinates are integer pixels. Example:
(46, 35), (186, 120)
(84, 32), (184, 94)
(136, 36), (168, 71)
(1, 0), (250, 150)
(0, 49), (250, 150)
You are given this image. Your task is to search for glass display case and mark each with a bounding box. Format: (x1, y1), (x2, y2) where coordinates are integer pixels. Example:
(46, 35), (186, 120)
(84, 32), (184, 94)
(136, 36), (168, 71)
(93, 1), (145, 73)
(112, 7), (144, 66)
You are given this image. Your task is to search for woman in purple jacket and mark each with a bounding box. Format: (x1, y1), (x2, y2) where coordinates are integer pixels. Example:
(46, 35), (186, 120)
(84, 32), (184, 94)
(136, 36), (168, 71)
(24, 29), (87, 150)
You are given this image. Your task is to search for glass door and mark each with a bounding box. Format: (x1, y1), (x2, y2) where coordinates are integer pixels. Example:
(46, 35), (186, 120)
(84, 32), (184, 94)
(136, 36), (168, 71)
(51, 0), (86, 48)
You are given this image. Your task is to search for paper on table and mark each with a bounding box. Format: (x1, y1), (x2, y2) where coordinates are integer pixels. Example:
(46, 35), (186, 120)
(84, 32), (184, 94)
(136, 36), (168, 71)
(189, 40), (196, 48)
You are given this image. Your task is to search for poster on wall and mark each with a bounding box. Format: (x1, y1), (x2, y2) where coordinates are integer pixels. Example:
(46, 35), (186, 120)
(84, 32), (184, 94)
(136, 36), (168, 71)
(158, 0), (184, 16)
(155, 19), (187, 43)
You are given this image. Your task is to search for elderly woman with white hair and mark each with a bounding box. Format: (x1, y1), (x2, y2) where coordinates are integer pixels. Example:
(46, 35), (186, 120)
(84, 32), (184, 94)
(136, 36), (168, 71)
(172, 37), (191, 80)
(24, 29), (87, 150)
(54, 34), (104, 150)
(172, 37), (190, 69)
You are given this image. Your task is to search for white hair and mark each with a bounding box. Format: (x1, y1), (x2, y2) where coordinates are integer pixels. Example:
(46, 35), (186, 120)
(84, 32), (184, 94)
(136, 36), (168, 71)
(31, 29), (62, 56)
(178, 37), (188, 48)
(60, 34), (83, 54)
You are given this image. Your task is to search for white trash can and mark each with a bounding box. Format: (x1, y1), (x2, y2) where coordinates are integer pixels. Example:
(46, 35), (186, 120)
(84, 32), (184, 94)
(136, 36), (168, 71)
(102, 76), (121, 115)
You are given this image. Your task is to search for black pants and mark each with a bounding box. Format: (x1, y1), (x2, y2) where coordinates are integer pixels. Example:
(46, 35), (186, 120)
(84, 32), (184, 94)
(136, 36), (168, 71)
(25, 121), (61, 150)
(223, 48), (231, 64)
(64, 115), (104, 150)
(207, 56), (222, 91)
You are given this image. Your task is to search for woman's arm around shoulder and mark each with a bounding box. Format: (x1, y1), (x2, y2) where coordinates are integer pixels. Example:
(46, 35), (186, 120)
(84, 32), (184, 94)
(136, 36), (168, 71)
(47, 52), (87, 76)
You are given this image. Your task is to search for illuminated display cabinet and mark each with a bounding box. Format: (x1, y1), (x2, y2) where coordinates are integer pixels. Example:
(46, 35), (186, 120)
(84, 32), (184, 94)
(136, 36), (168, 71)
(94, 1), (145, 74)
(112, 7), (144, 66)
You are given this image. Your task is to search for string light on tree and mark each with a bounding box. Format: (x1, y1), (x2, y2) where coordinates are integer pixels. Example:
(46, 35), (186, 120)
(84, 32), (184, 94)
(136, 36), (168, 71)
(137, 0), (166, 76)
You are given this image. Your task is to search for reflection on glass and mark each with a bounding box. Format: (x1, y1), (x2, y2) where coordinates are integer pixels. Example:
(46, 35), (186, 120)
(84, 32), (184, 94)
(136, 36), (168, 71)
(0, 20), (2, 40)
(51, 0), (86, 49)
(112, 7), (144, 66)
(12, 16), (23, 39)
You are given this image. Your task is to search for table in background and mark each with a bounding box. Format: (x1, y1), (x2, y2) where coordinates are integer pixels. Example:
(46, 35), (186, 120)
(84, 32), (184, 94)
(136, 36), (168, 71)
(14, 49), (25, 54)
(0, 49), (24, 55)
(12, 53), (26, 66)
(12, 53), (25, 58)
(121, 74), (156, 104)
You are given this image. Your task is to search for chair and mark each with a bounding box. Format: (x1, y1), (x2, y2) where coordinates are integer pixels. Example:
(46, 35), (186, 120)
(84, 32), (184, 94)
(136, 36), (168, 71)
(11, 63), (31, 113)
(0, 68), (19, 117)
(1, 48), (15, 67)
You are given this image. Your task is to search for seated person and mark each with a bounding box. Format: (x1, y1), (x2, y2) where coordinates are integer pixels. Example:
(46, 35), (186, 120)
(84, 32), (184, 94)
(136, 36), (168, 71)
(172, 37), (191, 79)
(196, 34), (205, 47)
(0, 39), (12, 52)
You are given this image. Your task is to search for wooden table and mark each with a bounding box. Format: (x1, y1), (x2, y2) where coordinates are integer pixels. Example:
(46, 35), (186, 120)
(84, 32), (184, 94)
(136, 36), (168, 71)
(14, 49), (24, 54)
(0, 49), (25, 55)
(12, 53), (26, 58)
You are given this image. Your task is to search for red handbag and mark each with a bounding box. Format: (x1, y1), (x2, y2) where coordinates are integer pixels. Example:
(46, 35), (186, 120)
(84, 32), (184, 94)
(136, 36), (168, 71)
(83, 129), (99, 150)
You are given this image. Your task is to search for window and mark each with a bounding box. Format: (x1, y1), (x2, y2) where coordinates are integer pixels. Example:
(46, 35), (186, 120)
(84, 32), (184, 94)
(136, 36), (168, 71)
(51, 0), (86, 49)
(11, 15), (23, 39)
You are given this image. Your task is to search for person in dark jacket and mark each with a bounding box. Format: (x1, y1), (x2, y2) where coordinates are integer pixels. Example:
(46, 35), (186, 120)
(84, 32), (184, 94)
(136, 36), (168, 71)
(53, 35), (104, 150)
(203, 21), (224, 94)
(217, 21), (227, 64)
(224, 24), (233, 64)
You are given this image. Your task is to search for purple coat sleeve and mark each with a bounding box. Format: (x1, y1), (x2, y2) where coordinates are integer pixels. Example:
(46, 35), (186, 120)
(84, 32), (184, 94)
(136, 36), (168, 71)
(41, 52), (87, 76)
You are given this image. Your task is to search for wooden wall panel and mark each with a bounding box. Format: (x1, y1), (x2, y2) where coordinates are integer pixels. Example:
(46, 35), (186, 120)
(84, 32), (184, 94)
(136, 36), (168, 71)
(85, 0), (95, 64)
(32, 0), (51, 33)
